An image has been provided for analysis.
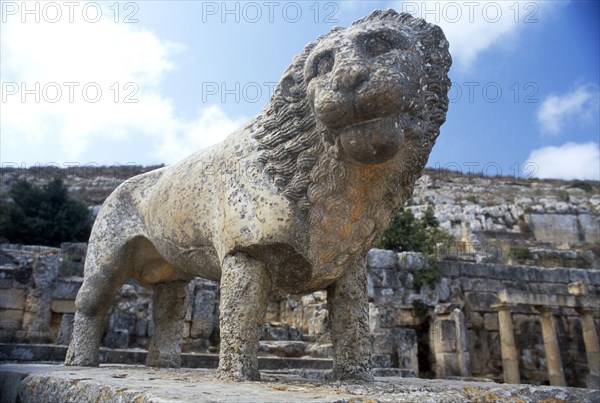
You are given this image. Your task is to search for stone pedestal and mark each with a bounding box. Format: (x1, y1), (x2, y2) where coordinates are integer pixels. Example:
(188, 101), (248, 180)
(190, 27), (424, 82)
(536, 307), (566, 386)
(494, 304), (520, 384)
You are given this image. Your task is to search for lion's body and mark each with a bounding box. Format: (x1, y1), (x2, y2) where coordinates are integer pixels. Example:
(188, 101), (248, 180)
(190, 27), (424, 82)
(66, 9), (451, 381)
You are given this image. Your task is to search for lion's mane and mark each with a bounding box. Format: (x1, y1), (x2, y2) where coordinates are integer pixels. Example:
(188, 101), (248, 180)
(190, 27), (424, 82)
(253, 10), (451, 220)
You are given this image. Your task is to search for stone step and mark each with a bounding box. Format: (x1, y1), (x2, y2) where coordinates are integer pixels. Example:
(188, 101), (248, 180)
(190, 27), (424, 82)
(1, 363), (598, 403)
(0, 343), (332, 370)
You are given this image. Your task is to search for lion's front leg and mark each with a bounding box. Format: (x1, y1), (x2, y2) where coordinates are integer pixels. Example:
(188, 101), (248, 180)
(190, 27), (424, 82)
(327, 259), (374, 381)
(216, 252), (272, 381)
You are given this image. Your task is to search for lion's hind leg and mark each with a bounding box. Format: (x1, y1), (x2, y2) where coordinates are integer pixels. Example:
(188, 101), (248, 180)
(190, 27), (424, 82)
(146, 280), (189, 368)
(65, 242), (133, 366)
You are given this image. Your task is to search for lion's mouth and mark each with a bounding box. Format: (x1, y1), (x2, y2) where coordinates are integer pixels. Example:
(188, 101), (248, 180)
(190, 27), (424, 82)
(338, 117), (403, 164)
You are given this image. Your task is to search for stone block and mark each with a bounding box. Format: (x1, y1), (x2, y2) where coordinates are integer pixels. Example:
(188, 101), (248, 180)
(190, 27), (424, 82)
(567, 281), (588, 296)
(388, 307), (416, 327)
(433, 319), (456, 353)
(543, 283), (570, 296)
(526, 213), (580, 244)
(470, 278), (501, 293)
(372, 287), (400, 304)
(459, 278), (473, 291)
(57, 314), (74, 345)
(190, 289), (216, 339)
(135, 318), (149, 337)
(523, 267), (543, 282)
(569, 269), (590, 284)
(52, 278), (82, 299)
(0, 265), (30, 287)
(367, 249), (398, 269)
(464, 292), (498, 312)
(185, 282), (195, 321)
(398, 251), (428, 271)
(395, 327), (418, 376)
(438, 261), (460, 277)
(109, 312), (136, 335)
(308, 307), (328, 336)
(50, 299), (75, 314)
(371, 353), (393, 368)
(372, 332), (395, 355)
(467, 311), (483, 328)
(103, 329), (130, 349)
(0, 288), (25, 310)
(263, 323), (289, 341)
(540, 268), (570, 284)
(0, 308), (24, 330)
(500, 280), (529, 293)
(182, 321), (190, 339)
(258, 341), (307, 357)
(483, 313), (499, 331)
(589, 270), (600, 286)
(459, 262), (488, 278)
(368, 268), (390, 288)
(578, 213), (600, 244)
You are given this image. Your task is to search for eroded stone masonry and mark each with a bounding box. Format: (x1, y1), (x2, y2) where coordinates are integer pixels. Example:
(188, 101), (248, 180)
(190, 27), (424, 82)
(1, 242), (598, 388)
(1, 167), (599, 387)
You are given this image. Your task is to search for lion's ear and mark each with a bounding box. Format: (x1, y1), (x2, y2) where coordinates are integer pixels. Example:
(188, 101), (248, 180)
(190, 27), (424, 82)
(280, 75), (301, 102)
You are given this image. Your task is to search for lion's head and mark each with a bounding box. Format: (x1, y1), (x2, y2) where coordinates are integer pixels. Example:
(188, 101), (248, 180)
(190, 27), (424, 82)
(254, 9), (451, 212)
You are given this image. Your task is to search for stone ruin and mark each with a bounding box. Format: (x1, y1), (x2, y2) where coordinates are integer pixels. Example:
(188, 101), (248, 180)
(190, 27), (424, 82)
(1, 243), (598, 389)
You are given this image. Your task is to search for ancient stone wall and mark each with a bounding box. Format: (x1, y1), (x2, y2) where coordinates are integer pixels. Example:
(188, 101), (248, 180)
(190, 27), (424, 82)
(1, 244), (598, 388)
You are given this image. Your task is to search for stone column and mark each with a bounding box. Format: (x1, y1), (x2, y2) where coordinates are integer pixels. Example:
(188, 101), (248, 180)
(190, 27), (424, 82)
(432, 304), (457, 379)
(537, 307), (566, 386)
(578, 307), (600, 389)
(450, 308), (471, 377)
(494, 303), (520, 384)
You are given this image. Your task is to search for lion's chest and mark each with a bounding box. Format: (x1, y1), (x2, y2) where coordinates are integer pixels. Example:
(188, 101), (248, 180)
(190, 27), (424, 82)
(305, 164), (395, 287)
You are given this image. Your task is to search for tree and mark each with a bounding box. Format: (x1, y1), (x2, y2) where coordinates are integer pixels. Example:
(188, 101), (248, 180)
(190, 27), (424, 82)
(375, 204), (453, 255)
(0, 178), (92, 246)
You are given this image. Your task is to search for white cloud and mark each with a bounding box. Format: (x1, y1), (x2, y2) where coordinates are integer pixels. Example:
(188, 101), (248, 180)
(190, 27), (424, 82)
(0, 1), (244, 166)
(537, 85), (599, 135)
(393, 1), (562, 71)
(525, 142), (600, 181)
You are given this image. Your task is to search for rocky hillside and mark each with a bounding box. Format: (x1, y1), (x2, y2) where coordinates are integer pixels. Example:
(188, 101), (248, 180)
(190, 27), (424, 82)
(1, 166), (598, 268)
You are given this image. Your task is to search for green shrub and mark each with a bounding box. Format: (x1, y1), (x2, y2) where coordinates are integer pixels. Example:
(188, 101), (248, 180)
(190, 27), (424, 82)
(0, 178), (92, 246)
(375, 204), (453, 256)
(569, 181), (593, 192)
(557, 190), (570, 203)
(375, 205), (453, 288)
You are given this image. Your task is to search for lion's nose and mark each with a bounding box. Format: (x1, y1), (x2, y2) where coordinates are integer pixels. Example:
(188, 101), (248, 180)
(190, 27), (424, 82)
(332, 62), (369, 92)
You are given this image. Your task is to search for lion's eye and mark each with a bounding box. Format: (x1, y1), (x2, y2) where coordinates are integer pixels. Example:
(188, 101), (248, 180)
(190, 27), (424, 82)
(366, 37), (391, 57)
(316, 53), (334, 76)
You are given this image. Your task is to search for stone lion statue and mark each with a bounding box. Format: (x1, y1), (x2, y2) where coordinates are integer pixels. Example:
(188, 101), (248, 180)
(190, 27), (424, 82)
(65, 9), (451, 381)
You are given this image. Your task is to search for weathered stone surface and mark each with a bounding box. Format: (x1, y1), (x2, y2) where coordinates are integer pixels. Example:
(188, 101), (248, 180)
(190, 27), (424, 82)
(51, 277), (83, 300)
(0, 289), (25, 310)
(395, 327), (419, 376)
(578, 213), (600, 244)
(367, 249), (398, 270)
(190, 289), (216, 339)
(526, 214), (581, 244)
(259, 341), (308, 357)
(57, 314), (74, 345)
(0, 309), (23, 330)
(3, 364), (598, 403)
(22, 254), (59, 340)
(50, 299), (75, 313)
(65, 9), (451, 382)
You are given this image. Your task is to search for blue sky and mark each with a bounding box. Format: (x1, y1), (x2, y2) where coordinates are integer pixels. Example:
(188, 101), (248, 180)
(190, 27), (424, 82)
(1, 1), (599, 180)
